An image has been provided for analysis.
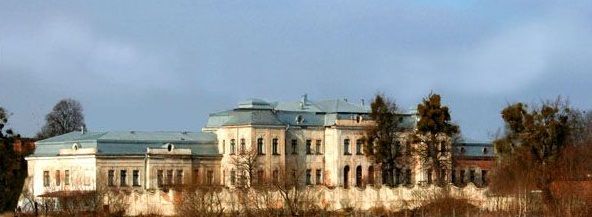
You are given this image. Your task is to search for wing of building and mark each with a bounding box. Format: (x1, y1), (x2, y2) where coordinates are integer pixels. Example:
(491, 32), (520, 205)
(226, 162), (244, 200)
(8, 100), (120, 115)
(25, 95), (493, 198)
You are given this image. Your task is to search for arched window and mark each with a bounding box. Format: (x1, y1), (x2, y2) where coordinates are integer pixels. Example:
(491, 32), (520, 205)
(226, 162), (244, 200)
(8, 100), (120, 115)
(356, 166), (363, 187)
(343, 139), (351, 155)
(343, 165), (350, 188)
(230, 139), (236, 154)
(368, 166), (375, 185)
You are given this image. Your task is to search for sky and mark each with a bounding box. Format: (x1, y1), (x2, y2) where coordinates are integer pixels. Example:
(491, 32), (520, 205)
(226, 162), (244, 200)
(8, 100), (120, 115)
(1, 1), (591, 140)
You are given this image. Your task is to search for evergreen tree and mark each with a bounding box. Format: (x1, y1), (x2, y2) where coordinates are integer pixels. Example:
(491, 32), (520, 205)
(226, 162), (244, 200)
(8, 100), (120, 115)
(365, 94), (405, 186)
(412, 93), (459, 186)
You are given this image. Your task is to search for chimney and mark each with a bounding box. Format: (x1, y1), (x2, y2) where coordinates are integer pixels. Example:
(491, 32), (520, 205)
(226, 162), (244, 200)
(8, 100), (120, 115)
(301, 94), (308, 105)
(344, 98), (348, 102)
(80, 126), (86, 134)
(361, 99), (365, 106)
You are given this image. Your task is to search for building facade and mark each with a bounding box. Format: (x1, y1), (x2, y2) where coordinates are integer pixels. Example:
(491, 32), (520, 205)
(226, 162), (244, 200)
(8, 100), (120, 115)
(25, 95), (493, 199)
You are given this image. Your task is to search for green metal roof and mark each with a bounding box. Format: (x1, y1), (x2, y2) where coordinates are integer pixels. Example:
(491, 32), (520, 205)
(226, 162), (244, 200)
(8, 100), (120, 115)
(32, 131), (219, 157)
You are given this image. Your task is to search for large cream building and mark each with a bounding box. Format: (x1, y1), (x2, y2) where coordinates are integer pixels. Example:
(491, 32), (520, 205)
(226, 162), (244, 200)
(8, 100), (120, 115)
(25, 95), (490, 199)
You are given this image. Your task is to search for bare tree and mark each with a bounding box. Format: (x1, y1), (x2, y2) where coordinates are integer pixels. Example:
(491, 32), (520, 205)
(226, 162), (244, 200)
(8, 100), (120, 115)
(175, 185), (225, 217)
(230, 148), (261, 188)
(272, 157), (318, 216)
(37, 98), (86, 139)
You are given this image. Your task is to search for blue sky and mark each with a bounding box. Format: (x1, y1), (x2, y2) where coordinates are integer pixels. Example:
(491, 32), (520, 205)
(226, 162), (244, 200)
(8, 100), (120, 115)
(1, 1), (591, 140)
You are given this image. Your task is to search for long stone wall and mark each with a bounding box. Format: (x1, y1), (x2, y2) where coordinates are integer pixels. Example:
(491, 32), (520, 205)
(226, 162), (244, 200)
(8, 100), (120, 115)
(113, 184), (491, 216)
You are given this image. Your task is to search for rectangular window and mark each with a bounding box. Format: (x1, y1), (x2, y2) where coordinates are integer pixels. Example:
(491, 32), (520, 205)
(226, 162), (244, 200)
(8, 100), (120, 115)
(133, 170), (140, 186)
(272, 170), (279, 184)
(482, 170), (488, 184)
(405, 169), (412, 185)
(306, 169), (312, 185)
(460, 170), (465, 184)
(193, 169), (199, 185)
(257, 138), (264, 155)
(108, 170), (115, 186)
(306, 139), (312, 154)
(344, 139), (351, 155)
(257, 170), (264, 184)
(230, 170), (236, 185)
(316, 140), (322, 154)
(157, 170), (164, 187)
(55, 170), (61, 186)
(120, 170), (127, 186)
(64, 170), (70, 186)
(176, 170), (183, 185)
(272, 138), (279, 155)
(356, 139), (363, 155)
(207, 170), (213, 185)
(316, 169), (322, 185)
(230, 139), (236, 155)
(451, 169), (456, 184)
(427, 169), (432, 184)
(469, 170), (476, 183)
(240, 139), (246, 154)
(166, 170), (173, 186)
(43, 171), (50, 187)
(291, 139), (298, 154)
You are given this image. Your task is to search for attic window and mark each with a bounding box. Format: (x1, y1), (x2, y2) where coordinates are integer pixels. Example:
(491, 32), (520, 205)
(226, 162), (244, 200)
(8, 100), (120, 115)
(483, 148), (488, 154)
(296, 115), (303, 124)
(167, 143), (174, 152)
(72, 143), (80, 151)
(460, 147), (466, 154)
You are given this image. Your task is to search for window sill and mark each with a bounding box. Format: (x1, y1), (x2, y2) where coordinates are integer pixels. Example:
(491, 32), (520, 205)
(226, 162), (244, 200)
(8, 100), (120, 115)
(344, 153), (352, 155)
(272, 153), (281, 156)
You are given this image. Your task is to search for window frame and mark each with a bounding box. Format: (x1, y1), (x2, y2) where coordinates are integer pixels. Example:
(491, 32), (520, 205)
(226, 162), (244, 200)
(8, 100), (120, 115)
(120, 170), (127, 187)
(306, 139), (312, 155)
(133, 170), (141, 187)
(343, 139), (351, 155)
(315, 140), (322, 155)
(43, 171), (50, 187)
(108, 170), (115, 187)
(55, 170), (61, 186)
(272, 138), (279, 155)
